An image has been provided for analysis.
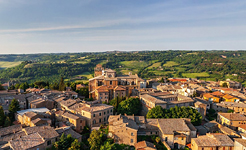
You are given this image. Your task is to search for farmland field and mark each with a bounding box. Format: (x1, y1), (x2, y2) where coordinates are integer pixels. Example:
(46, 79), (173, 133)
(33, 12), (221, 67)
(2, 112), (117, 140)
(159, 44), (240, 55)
(119, 61), (148, 69)
(148, 62), (162, 69)
(163, 61), (179, 67)
(0, 61), (22, 69)
(182, 72), (210, 78)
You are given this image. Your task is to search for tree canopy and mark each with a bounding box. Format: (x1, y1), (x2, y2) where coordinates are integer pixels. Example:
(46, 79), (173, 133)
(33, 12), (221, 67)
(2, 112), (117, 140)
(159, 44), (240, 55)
(146, 106), (202, 126)
(8, 98), (20, 121)
(117, 97), (141, 115)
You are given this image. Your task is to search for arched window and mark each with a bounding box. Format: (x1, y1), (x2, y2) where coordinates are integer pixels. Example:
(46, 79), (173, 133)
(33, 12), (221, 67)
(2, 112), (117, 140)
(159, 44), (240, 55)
(93, 120), (96, 124)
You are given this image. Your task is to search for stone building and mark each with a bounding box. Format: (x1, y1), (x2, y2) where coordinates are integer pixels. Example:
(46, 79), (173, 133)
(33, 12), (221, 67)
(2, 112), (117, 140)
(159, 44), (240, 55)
(191, 133), (234, 150)
(89, 65), (146, 102)
(108, 114), (196, 149)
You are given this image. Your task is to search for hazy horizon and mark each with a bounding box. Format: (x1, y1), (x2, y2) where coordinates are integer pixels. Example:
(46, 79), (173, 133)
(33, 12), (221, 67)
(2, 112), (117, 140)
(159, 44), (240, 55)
(0, 0), (246, 54)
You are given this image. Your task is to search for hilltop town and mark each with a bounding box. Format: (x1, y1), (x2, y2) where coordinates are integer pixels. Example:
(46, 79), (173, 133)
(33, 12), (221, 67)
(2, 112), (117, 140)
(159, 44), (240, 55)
(0, 63), (246, 150)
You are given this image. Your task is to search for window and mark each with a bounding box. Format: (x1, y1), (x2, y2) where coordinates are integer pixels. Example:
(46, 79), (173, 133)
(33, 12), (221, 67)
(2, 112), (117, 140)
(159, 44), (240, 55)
(93, 120), (96, 124)
(80, 120), (82, 123)
(47, 140), (51, 145)
(131, 139), (133, 143)
(55, 138), (58, 142)
(150, 132), (152, 134)
(107, 110), (109, 114)
(110, 109), (112, 112)
(93, 114), (95, 117)
(104, 112), (106, 115)
(104, 117), (106, 121)
(99, 119), (101, 123)
(131, 133), (134, 136)
(99, 113), (101, 116)
(165, 137), (167, 141)
(110, 81), (112, 85)
(80, 126), (82, 130)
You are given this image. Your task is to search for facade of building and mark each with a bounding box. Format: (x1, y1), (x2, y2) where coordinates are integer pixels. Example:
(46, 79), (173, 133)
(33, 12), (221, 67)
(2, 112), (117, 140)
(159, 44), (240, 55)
(89, 65), (146, 102)
(108, 115), (196, 149)
(217, 112), (246, 130)
(139, 92), (194, 115)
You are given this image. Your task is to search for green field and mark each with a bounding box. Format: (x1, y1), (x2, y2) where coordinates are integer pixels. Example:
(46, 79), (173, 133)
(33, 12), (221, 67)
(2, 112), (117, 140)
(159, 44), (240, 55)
(120, 61), (148, 69)
(182, 72), (210, 78)
(0, 61), (22, 69)
(163, 61), (179, 67)
(148, 62), (162, 69)
(77, 72), (93, 79)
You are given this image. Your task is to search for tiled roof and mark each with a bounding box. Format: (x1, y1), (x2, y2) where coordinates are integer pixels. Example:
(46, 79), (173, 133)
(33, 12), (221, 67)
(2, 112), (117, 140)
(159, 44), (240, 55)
(234, 138), (246, 147)
(239, 124), (246, 130)
(140, 94), (166, 104)
(9, 132), (45, 150)
(135, 141), (156, 150)
(0, 131), (26, 143)
(24, 111), (37, 119)
(223, 94), (237, 99)
(192, 133), (234, 147)
(55, 126), (82, 139)
(76, 103), (113, 113)
(211, 91), (224, 97)
(23, 126), (59, 140)
(0, 124), (22, 137)
(62, 112), (79, 120)
(158, 119), (191, 135)
(218, 112), (246, 121)
(114, 86), (126, 91)
(60, 99), (77, 107)
(96, 85), (109, 92)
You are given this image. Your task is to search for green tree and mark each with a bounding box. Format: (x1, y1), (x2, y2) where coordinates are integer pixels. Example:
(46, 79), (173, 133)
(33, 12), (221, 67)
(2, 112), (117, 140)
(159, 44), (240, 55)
(0, 106), (6, 126)
(146, 106), (165, 119)
(155, 137), (161, 144)
(68, 139), (81, 150)
(4, 116), (11, 127)
(160, 77), (164, 83)
(221, 82), (228, 88)
(14, 83), (20, 89)
(100, 141), (114, 150)
(88, 130), (103, 150)
(8, 98), (20, 121)
(0, 84), (5, 90)
(59, 77), (66, 91)
(117, 98), (140, 115)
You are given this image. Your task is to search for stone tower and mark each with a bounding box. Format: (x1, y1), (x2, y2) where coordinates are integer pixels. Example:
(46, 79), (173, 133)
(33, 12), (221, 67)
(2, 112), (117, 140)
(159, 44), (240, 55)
(94, 64), (104, 77)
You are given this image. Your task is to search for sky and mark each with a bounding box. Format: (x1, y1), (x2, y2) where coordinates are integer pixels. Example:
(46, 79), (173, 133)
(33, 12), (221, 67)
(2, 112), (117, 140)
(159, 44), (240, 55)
(0, 0), (246, 54)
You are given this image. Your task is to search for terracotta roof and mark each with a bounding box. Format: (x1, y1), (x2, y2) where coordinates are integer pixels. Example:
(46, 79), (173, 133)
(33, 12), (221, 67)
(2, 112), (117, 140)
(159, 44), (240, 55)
(223, 94), (237, 99)
(96, 85), (109, 93)
(75, 103), (113, 113)
(9, 132), (45, 150)
(169, 79), (187, 82)
(211, 91), (225, 97)
(114, 86), (126, 91)
(239, 124), (246, 130)
(218, 112), (246, 121)
(135, 141), (156, 150)
(203, 93), (215, 99)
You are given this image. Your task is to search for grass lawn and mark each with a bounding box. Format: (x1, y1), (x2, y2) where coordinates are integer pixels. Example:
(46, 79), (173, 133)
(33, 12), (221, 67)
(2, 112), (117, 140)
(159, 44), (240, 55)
(119, 61), (148, 69)
(175, 67), (186, 72)
(120, 69), (138, 75)
(163, 61), (179, 67)
(182, 72), (210, 78)
(148, 62), (162, 69)
(74, 61), (88, 64)
(0, 61), (22, 68)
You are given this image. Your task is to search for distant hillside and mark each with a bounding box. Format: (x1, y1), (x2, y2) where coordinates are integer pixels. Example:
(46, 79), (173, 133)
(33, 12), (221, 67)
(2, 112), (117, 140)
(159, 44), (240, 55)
(0, 50), (246, 86)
